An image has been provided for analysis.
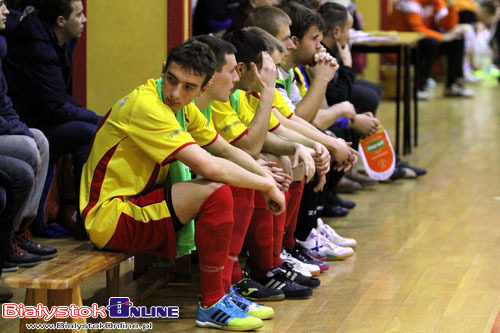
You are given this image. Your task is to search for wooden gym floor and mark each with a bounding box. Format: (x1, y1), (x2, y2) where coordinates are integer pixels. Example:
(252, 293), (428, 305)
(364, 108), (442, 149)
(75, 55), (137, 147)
(1, 78), (500, 332)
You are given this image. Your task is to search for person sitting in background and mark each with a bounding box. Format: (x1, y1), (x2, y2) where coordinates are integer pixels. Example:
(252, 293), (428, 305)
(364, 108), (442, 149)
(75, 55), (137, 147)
(390, 0), (475, 98)
(3, 0), (100, 238)
(226, 0), (280, 33)
(0, 0), (54, 271)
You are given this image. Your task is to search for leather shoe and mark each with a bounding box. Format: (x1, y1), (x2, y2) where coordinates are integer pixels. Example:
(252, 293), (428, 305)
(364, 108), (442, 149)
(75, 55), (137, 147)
(322, 204), (349, 217)
(396, 160), (427, 176)
(330, 195), (356, 209)
(336, 176), (362, 193)
(345, 169), (376, 187)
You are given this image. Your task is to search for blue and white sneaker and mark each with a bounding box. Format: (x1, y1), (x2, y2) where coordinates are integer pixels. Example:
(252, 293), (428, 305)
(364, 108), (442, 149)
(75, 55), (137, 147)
(196, 293), (263, 331)
(229, 286), (274, 320)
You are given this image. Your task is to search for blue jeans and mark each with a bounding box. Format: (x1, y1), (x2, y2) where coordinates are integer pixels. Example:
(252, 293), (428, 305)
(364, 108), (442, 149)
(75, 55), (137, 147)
(0, 129), (49, 231)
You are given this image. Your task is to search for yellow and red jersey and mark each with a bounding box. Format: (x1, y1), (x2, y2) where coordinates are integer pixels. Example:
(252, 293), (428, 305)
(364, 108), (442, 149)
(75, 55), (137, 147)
(80, 79), (217, 248)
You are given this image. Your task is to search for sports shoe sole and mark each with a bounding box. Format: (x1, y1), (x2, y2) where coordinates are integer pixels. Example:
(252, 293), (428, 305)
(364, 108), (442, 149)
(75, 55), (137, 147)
(244, 293), (285, 302)
(196, 320), (263, 331)
(325, 252), (354, 261)
(40, 253), (58, 260)
(1, 266), (18, 273)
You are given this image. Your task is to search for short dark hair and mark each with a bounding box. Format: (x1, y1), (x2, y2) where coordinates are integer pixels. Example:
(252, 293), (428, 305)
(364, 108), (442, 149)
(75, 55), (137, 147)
(164, 39), (218, 88)
(246, 6), (292, 37)
(319, 2), (348, 33)
(280, 0), (319, 10)
(192, 35), (237, 72)
(39, 0), (77, 25)
(280, 2), (325, 39)
(223, 29), (267, 68)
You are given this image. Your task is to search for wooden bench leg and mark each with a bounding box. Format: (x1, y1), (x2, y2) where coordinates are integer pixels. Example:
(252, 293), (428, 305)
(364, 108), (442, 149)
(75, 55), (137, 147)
(19, 287), (86, 333)
(20, 289), (48, 333)
(133, 253), (155, 280)
(106, 265), (120, 298)
(48, 285), (86, 333)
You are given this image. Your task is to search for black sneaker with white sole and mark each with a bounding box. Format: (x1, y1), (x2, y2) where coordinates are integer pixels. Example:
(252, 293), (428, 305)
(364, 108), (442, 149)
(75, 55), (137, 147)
(287, 243), (329, 272)
(257, 267), (313, 299)
(279, 262), (321, 289)
(235, 277), (285, 302)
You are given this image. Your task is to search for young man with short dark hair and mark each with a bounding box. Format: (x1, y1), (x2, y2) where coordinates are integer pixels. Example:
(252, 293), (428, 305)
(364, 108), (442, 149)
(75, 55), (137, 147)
(81, 39), (285, 331)
(4, 0), (101, 238)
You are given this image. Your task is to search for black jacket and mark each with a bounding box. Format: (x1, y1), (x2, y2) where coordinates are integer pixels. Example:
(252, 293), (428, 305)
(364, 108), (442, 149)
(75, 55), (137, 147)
(3, 9), (97, 130)
(322, 42), (356, 106)
(0, 35), (32, 137)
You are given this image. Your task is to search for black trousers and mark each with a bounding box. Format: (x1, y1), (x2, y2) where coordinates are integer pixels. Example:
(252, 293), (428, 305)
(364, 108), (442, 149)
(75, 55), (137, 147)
(350, 78), (382, 116)
(416, 37), (465, 89)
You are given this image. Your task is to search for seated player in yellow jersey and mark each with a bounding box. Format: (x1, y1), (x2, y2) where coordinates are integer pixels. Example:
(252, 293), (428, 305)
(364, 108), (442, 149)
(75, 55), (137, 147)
(245, 7), (359, 258)
(80, 39), (286, 331)
(244, 26), (358, 173)
(198, 31), (327, 299)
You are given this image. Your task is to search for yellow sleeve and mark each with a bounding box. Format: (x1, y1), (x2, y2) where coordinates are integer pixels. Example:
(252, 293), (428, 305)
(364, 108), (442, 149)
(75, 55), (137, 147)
(128, 94), (197, 166)
(273, 88), (294, 119)
(211, 100), (249, 144)
(184, 102), (219, 147)
(244, 91), (281, 132)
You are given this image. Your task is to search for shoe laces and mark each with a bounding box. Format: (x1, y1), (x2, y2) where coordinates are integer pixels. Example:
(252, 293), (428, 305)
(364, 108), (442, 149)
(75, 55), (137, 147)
(317, 232), (341, 250)
(317, 219), (339, 241)
(11, 237), (28, 256)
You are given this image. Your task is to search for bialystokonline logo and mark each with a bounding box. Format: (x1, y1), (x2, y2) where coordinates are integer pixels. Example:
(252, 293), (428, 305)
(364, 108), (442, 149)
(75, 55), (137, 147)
(2, 297), (179, 321)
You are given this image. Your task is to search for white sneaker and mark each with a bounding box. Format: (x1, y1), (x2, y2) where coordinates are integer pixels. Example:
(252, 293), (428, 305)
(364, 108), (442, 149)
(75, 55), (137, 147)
(417, 90), (430, 100)
(295, 230), (327, 260)
(425, 78), (436, 90)
(316, 218), (357, 248)
(444, 83), (474, 98)
(280, 250), (320, 277)
(297, 229), (354, 261)
(316, 231), (354, 260)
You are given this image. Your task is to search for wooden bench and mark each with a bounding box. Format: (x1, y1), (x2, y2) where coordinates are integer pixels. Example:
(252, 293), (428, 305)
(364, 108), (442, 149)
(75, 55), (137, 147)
(5, 242), (130, 333)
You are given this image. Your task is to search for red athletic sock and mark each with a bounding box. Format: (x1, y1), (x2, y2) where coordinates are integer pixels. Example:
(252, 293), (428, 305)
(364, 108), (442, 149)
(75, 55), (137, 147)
(272, 191), (289, 267)
(222, 186), (255, 292)
(246, 190), (274, 279)
(283, 180), (305, 250)
(195, 185), (234, 308)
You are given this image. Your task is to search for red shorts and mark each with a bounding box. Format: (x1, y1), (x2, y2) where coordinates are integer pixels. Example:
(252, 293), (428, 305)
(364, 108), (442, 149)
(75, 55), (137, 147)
(103, 187), (180, 258)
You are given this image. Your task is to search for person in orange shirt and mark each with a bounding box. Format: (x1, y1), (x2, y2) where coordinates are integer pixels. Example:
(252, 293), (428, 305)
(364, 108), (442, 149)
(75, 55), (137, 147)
(391, 0), (474, 98)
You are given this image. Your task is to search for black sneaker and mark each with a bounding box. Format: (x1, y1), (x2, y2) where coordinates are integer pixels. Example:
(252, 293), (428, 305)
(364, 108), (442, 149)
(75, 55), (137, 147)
(2, 261), (19, 273)
(396, 160), (427, 177)
(279, 262), (321, 289)
(0, 287), (14, 302)
(8, 238), (42, 267)
(235, 278), (285, 302)
(287, 244), (329, 272)
(257, 267), (312, 299)
(15, 230), (58, 260)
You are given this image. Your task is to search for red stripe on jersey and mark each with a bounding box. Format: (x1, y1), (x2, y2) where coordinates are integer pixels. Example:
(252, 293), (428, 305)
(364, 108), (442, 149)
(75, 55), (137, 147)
(81, 143), (119, 220)
(127, 187), (165, 208)
(201, 133), (219, 148)
(138, 164), (160, 195)
(83, 108), (112, 164)
(269, 123), (281, 132)
(229, 129), (249, 145)
(161, 142), (197, 166)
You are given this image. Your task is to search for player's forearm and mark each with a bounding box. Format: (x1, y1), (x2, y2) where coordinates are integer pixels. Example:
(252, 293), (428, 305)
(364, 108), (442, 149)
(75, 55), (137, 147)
(219, 143), (269, 180)
(273, 125), (316, 150)
(245, 87), (274, 150)
(204, 155), (274, 192)
(262, 132), (299, 156)
(295, 79), (329, 122)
